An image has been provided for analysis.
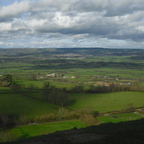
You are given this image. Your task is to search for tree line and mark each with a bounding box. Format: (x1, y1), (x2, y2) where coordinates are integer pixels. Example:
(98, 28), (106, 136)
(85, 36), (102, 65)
(68, 83), (144, 93)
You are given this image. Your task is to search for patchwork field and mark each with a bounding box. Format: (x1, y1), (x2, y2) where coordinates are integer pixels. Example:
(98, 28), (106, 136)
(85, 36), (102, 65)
(1, 48), (144, 143)
(1, 91), (144, 118)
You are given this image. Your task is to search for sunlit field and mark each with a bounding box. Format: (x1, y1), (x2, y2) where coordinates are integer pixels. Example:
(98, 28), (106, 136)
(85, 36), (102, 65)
(69, 92), (144, 112)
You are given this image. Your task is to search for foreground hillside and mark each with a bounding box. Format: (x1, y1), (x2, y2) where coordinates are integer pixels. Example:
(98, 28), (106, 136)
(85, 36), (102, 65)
(11, 118), (144, 144)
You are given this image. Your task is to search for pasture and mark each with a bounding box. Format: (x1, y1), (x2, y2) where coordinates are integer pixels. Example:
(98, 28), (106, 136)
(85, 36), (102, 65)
(69, 92), (144, 112)
(9, 120), (86, 139)
(0, 120), (86, 143)
(0, 93), (59, 119)
(97, 113), (144, 123)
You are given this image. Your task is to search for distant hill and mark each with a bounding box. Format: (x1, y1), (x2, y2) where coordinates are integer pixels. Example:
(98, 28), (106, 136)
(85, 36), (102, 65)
(1, 48), (144, 57)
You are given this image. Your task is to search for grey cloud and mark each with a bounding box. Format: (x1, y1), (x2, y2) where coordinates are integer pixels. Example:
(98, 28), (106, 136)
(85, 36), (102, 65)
(1, 0), (144, 48)
(104, 0), (144, 16)
(34, 12), (121, 36)
(31, 0), (144, 16)
(1, 0), (143, 21)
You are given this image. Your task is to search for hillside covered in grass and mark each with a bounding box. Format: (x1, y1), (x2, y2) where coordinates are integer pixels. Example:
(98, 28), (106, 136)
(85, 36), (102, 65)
(10, 118), (144, 144)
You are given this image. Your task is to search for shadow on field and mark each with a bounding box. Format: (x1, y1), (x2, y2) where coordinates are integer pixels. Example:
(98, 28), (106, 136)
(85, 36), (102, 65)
(15, 118), (144, 144)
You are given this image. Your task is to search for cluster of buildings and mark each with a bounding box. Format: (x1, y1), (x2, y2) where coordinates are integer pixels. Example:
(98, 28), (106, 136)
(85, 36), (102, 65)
(42, 73), (75, 79)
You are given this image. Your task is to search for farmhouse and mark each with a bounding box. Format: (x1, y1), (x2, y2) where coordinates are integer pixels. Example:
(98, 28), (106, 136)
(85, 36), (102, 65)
(96, 81), (112, 86)
(103, 76), (109, 78)
(104, 83), (112, 86)
(119, 82), (131, 85)
(39, 77), (44, 79)
(97, 82), (104, 85)
(62, 76), (69, 78)
(47, 73), (56, 77)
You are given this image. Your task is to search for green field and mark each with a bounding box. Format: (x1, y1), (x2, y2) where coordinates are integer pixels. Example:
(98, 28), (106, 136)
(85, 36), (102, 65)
(10, 120), (86, 139)
(97, 113), (144, 123)
(0, 120), (86, 143)
(0, 87), (14, 93)
(0, 93), (58, 118)
(69, 92), (144, 112)
(1, 91), (144, 118)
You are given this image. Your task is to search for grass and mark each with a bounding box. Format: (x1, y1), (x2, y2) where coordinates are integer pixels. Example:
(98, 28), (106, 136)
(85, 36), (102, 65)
(69, 92), (144, 112)
(0, 93), (59, 118)
(97, 113), (144, 123)
(6, 118), (144, 144)
(0, 87), (13, 93)
(9, 120), (86, 139)
(20, 80), (44, 88)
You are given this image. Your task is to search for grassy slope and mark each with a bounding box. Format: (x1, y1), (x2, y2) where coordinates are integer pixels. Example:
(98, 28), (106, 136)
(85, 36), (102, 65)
(0, 93), (58, 118)
(9, 120), (86, 139)
(69, 92), (144, 112)
(11, 118), (144, 144)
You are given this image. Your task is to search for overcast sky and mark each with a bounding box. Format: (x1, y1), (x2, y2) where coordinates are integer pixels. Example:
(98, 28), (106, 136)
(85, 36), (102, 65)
(0, 0), (144, 48)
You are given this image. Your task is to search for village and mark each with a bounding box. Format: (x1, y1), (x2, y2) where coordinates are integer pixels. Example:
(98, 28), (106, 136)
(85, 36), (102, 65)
(38, 72), (132, 87)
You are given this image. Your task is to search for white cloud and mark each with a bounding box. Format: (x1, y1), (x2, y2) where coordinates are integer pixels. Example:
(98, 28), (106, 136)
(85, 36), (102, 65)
(0, 42), (4, 45)
(0, 22), (12, 31)
(0, 0), (30, 18)
(0, 0), (144, 48)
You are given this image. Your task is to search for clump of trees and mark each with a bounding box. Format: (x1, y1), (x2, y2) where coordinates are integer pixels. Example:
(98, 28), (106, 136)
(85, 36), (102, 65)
(27, 83), (37, 92)
(11, 82), (22, 93)
(41, 82), (69, 106)
(79, 107), (100, 126)
(70, 84), (84, 93)
(29, 73), (37, 81)
(0, 74), (13, 87)
(0, 113), (19, 128)
(79, 114), (99, 126)
(0, 75), (23, 93)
